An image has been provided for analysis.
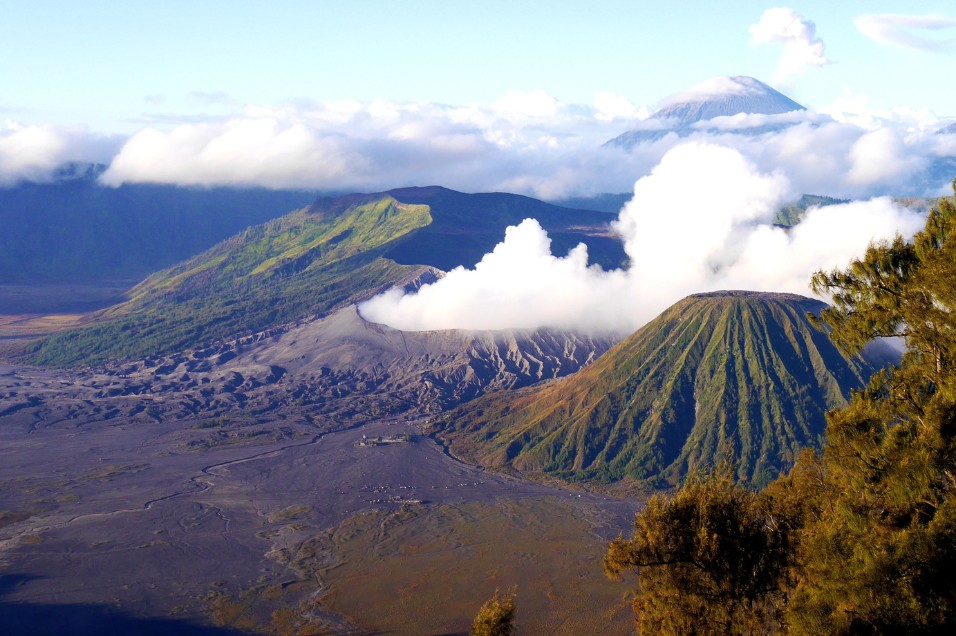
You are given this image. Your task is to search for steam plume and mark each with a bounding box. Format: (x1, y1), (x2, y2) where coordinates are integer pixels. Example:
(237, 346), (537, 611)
(750, 8), (831, 84)
(359, 142), (926, 334)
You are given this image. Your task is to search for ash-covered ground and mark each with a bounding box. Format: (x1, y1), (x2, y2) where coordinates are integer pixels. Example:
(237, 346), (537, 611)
(0, 307), (638, 635)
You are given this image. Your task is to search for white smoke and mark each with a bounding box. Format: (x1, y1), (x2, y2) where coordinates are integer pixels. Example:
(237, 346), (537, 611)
(749, 8), (831, 85)
(358, 142), (927, 334)
(359, 219), (631, 332)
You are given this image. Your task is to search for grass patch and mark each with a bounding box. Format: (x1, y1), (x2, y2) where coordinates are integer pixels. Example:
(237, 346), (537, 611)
(80, 464), (148, 482)
(20, 532), (45, 545)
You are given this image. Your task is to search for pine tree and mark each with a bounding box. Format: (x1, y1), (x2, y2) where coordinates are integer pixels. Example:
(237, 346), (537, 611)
(471, 588), (516, 636)
(606, 184), (956, 634)
(604, 470), (792, 634)
(785, 183), (956, 633)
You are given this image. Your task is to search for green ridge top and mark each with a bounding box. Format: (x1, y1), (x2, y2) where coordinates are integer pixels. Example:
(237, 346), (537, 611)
(28, 196), (431, 366)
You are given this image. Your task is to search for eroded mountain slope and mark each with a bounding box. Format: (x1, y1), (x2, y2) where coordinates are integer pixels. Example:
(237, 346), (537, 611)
(434, 291), (898, 487)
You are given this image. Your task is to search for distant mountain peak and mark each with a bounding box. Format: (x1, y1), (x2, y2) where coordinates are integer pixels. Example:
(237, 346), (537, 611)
(658, 76), (797, 109)
(607, 76), (806, 149)
(654, 76), (804, 126)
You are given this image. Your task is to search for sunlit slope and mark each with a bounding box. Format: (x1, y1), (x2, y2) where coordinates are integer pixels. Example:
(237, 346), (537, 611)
(435, 291), (895, 487)
(28, 196), (432, 365)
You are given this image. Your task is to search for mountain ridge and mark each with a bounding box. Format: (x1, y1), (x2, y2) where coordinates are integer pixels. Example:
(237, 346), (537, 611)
(23, 187), (624, 366)
(26, 196), (432, 365)
(370, 185), (626, 271)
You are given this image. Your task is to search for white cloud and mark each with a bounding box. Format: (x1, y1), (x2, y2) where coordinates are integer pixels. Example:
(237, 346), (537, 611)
(855, 14), (956, 51)
(0, 78), (942, 202)
(634, 116), (952, 200)
(820, 91), (941, 131)
(689, 109), (814, 132)
(0, 122), (119, 185)
(750, 8), (831, 84)
(101, 119), (359, 190)
(0, 123), (65, 183)
(933, 129), (956, 157)
(94, 89), (956, 201)
(100, 97), (660, 199)
(848, 128), (928, 187)
(594, 91), (647, 121)
(359, 142), (926, 334)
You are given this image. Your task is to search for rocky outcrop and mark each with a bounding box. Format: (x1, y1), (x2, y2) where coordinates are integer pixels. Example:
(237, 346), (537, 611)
(0, 306), (616, 431)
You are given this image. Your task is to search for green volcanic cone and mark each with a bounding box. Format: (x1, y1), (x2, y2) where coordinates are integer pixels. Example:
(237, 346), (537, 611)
(434, 291), (897, 488)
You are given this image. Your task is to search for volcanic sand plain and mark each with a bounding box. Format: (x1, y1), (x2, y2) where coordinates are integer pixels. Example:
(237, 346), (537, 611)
(0, 379), (641, 635)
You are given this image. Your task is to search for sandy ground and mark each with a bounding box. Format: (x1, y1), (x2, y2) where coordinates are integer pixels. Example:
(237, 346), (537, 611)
(0, 409), (641, 635)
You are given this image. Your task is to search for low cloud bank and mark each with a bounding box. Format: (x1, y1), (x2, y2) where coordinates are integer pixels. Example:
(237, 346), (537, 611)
(0, 121), (119, 185)
(94, 93), (956, 201)
(98, 98), (652, 200)
(359, 143), (926, 334)
(3, 90), (954, 200)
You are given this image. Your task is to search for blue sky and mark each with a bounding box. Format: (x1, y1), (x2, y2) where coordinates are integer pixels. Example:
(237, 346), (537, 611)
(3, 0), (953, 130)
(1, 1), (955, 197)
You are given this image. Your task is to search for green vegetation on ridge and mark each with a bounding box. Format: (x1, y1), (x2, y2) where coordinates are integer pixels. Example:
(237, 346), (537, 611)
(25, 186), (627, 367)
(27, 196), (431, 366)
(773, 194), (847, 227)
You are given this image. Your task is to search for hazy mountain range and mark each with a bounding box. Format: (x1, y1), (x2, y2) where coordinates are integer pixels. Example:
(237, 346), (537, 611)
(0, 165), (316, 284)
